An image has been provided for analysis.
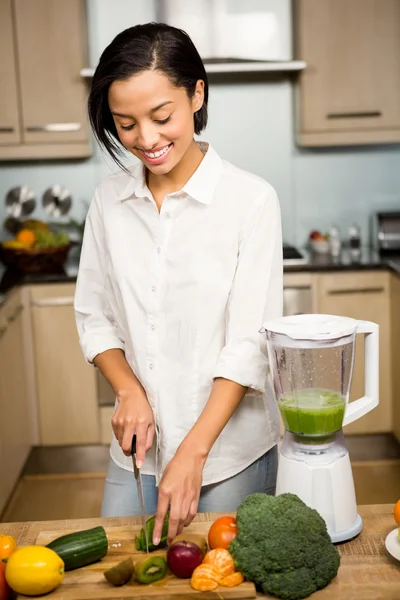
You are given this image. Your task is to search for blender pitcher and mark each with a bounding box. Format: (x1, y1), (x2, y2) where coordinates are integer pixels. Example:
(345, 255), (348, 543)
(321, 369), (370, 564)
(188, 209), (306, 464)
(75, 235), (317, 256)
(262, 313), (379, 543)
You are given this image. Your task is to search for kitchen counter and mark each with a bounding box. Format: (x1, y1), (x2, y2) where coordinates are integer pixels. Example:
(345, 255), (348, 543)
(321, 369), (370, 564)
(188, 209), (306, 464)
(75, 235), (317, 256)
(0, 246), (399, 308)
(1, 505), (399, 599)
(285, 246), (400, 274)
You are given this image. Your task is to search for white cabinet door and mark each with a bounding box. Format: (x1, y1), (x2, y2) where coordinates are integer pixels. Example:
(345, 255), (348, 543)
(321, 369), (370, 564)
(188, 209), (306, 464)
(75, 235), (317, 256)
(30, 284), (99, 445)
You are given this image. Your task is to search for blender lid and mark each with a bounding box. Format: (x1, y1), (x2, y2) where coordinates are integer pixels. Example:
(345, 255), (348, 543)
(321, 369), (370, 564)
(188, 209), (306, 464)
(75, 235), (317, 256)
(262, 314), (358, 341)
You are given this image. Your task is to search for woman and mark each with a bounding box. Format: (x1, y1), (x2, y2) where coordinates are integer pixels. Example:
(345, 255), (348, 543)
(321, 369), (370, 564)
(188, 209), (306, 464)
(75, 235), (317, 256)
(74, 22), (283, 547)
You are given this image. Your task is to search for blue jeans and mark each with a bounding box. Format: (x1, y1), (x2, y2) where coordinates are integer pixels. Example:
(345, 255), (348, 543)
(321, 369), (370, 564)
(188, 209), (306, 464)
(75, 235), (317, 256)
(101, 445), (278, 517)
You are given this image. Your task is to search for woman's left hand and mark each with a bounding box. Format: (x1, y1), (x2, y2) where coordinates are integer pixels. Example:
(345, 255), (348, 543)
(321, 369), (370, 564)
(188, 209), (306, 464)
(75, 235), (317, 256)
(152, 447), (206, 545)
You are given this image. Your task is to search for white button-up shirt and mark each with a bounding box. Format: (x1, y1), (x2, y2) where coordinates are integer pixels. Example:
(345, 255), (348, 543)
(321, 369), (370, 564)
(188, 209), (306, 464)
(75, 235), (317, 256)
(74, 143), (283, 485)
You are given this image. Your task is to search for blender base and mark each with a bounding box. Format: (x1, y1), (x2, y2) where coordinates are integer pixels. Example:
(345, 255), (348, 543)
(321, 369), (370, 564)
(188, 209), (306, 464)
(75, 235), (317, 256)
(276, 445), (363, 543)
(330, 513), (363, 544)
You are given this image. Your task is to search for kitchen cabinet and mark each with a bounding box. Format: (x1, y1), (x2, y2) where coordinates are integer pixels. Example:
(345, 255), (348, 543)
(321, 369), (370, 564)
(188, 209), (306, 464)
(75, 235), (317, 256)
(283, 272), (317, 316)
(29, 283), (99, 445)
(0, 289), (33, 515)
(316, 271), (392, 435)
(391, 273), (400, 444)
(0, 0), (90, 160)
(0, 0), (20, 146)
(294, 0), (400, 146)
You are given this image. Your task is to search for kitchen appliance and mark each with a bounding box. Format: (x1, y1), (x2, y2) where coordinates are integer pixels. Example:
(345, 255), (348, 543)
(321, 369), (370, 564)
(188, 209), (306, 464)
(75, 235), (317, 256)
(262, 314), (379, 543)
(42, 185), (72, 218)
(282, 243), (308, 266)
(6, 186), (36, 218)
(373, 210), (400, 253)
(131, 435), (149, 553)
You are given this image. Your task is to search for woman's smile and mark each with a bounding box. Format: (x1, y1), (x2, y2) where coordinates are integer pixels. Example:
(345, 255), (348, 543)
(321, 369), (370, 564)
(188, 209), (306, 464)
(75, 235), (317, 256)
(139, 142), (173, 165)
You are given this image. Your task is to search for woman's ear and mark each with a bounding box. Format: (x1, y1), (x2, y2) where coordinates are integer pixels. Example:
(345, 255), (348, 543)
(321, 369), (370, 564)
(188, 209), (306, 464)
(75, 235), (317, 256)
(192, 80), (205, 112)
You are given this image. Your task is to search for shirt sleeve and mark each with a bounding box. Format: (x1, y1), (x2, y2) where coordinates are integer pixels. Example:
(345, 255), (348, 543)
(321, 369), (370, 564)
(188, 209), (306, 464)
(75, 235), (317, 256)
(74, 189), (125, 364)
(213, 186), (283, 393)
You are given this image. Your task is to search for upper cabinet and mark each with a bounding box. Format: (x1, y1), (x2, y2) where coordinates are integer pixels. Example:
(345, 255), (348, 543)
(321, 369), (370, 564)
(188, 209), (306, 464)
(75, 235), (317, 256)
(0, 0), (20, 146)
(294, 0), (400, 146)
(0, 0), (91, 160)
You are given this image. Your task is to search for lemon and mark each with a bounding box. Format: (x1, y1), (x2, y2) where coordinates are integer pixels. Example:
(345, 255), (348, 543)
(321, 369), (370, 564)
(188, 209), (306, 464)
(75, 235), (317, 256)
(6, 545), (64, 596)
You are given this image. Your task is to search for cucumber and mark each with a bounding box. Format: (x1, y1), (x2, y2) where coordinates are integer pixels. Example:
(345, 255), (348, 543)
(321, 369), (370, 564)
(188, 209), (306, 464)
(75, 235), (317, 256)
(46, 526), (108, 571)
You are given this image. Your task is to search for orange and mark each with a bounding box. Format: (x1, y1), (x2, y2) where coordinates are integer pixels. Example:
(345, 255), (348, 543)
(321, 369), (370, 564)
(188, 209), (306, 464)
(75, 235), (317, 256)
(190, 564), (221, 591)
(203, 548), (236, 578)
(220, 571), (245, 587)
(394, 499), (400, 525)
(0, 535), (17, 560)
(16, 228), (36, 248)
(208, 515), (238, 550)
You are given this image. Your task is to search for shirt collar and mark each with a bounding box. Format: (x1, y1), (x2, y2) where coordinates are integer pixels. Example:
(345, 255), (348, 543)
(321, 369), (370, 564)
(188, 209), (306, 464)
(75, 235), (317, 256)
(118, 142), (222, 205)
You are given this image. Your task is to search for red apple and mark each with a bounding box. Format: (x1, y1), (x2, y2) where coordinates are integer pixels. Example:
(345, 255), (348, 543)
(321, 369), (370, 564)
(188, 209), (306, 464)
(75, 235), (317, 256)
(166, 541), (203, 579)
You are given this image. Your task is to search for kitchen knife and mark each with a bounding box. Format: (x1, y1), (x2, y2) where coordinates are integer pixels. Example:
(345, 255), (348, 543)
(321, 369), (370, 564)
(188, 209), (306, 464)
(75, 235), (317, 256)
(131, 435), (149, 553)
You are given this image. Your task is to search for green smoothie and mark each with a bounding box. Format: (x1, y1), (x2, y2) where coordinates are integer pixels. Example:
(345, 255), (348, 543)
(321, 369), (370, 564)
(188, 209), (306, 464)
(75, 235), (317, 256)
(279, 388), (345, 438)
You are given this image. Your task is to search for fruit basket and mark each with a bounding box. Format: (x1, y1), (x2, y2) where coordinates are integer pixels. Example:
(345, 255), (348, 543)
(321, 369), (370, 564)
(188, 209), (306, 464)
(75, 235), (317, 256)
(0, 221), (73, 273)
(0, 243), (73, 273)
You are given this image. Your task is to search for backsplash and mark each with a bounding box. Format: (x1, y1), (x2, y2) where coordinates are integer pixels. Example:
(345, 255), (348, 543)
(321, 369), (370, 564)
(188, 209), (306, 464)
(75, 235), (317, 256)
(1, 0), (400, 248)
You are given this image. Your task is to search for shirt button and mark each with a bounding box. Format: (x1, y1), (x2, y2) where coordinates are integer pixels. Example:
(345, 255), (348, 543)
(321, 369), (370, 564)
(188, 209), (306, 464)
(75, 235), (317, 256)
(151, 324), (156, 331)
(151, 286), (156, 292)
(149, 363), (153, 370)
(166, 212), (171, 219)
(157, 246), (161, 254)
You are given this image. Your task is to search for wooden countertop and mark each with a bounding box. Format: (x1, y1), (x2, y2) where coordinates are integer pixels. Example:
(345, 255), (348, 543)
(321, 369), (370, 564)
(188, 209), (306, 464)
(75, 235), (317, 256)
(1, 505), (399, 599)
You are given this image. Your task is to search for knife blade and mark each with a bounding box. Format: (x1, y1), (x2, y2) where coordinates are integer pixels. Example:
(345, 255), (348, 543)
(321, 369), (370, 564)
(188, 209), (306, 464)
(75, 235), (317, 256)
(131, 435), (149, 553)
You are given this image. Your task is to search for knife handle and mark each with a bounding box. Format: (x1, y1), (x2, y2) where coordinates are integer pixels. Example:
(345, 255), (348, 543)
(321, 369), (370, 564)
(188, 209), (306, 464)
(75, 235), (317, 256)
(131, 434), (137, 456)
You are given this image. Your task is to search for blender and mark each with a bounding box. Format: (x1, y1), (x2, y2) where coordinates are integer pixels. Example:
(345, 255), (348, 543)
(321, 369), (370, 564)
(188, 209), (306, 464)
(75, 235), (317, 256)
(262, 314), (379, 543)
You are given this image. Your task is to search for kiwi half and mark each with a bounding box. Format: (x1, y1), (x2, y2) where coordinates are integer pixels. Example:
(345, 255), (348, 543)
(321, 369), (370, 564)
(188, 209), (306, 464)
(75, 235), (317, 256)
(104, 557), (134, 586)
(134, 555), (167, 584)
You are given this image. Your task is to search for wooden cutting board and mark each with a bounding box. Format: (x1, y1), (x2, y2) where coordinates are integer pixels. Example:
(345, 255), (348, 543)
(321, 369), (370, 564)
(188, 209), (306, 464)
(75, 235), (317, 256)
(34, 519), (257, 599)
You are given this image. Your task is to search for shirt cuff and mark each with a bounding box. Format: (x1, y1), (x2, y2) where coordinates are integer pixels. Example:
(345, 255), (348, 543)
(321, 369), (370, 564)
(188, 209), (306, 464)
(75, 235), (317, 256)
(80, 334), (125, 365)
(213, 351), (267, 394)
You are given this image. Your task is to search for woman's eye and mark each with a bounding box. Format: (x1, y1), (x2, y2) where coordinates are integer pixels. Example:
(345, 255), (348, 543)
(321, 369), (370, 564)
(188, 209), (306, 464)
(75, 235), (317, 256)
(155, 116), (171, 125)
(120, 124), (135, 131)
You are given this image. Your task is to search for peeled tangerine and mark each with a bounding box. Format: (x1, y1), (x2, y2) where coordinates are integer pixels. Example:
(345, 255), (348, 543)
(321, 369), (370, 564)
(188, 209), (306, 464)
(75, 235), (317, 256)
(190, 564), (221, 591)
(5, 546), (64, 596)
(203, 548), (236, 578)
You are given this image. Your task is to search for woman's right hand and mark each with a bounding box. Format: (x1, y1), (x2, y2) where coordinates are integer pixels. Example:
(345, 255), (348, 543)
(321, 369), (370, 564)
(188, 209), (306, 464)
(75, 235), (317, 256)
(112, 390), (155, 467)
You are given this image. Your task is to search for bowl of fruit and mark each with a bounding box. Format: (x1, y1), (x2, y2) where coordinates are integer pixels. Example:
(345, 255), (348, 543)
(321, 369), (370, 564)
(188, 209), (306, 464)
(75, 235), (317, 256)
(309, 230), (330, 254)
(0, 219), (72, 273)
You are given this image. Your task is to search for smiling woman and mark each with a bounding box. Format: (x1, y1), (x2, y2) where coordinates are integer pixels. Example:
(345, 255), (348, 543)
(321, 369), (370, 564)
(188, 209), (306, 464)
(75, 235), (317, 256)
(108, 70), (204, 183)
(75, 22), (283, 547)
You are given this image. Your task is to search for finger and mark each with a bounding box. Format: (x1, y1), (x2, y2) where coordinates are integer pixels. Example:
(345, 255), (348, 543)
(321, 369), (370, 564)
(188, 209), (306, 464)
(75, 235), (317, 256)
(184, 497), (199, 527)
(153, 492), (170, 546)
(146, 423), (155, 452)
(179, 496), (192, 531)
(135, 422), (148, 468)
(167, 495), (184, 544)
(121, 419), (135, 456)
(111, 412), (123, 447)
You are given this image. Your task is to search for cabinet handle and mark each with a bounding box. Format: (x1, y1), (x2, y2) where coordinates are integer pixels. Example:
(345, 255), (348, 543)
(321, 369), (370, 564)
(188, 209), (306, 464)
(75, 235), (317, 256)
(0, 325), (6, 339)
(32, 296), (74, 307)
(327, 287), (385, 295)
(0, 126), (15, 133)
(326, 111), (382, 119)
(7, 304), (24, 323)
(26, 123), (82, 133)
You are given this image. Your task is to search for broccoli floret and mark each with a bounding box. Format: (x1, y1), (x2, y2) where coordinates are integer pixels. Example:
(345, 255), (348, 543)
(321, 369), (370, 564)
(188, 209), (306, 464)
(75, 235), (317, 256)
(229, 493), (340, 600)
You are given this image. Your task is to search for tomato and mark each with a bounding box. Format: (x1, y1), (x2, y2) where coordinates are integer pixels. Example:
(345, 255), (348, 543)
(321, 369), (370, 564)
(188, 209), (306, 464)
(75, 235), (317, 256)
(0, 537), (17, 562)
(208, 516), (238, 550)
(0, 561), (11, 600)
(394, 499), (400, 526)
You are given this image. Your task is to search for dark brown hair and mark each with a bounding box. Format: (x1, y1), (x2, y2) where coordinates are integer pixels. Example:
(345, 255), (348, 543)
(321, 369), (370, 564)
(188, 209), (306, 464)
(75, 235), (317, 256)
(88, 22), (209, 168)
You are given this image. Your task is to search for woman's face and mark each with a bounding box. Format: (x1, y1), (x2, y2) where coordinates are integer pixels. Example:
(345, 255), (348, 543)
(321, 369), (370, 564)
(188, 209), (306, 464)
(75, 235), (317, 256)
(108, 69), (204, 175)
